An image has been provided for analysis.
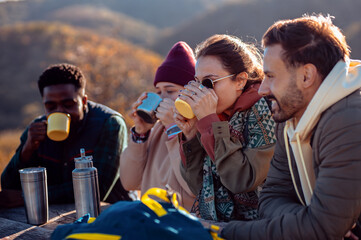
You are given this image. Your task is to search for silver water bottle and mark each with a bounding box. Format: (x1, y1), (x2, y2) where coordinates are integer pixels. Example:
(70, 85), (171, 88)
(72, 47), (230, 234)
(72, 148), (100, 219)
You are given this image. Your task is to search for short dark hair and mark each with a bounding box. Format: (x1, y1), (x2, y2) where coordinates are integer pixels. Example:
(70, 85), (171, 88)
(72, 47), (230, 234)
(38, 63), (86, 96)
(262, 14), (350, 80)
(195, 34), (264, 90)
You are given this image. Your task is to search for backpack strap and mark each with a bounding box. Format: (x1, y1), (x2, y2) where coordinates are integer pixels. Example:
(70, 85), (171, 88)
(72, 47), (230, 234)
(141, 188), (188, 217)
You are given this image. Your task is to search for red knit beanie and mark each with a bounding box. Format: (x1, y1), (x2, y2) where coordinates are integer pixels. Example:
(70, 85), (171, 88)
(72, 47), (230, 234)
(154, 41), (196, 86)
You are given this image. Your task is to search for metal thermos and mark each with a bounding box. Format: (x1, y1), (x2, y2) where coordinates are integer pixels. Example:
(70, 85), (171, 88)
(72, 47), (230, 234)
(136, 92), (162, 123)
(72, 148), (100, 219)
(19, 167), (48, 225)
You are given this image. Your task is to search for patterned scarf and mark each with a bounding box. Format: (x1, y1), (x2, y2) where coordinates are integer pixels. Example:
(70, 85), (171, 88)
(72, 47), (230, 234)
(191, 97), (276, 222)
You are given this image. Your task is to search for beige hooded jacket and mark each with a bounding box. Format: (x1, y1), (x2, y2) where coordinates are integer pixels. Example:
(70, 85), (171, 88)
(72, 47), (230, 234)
(285, 59), (361, 205)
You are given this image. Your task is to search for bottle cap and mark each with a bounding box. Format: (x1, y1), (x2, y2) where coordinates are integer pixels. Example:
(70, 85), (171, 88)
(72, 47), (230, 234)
(74, 148), (93, 168)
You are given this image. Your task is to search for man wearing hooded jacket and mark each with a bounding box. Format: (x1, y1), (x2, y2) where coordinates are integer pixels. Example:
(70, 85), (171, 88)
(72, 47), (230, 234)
(220, 14), (361, 239)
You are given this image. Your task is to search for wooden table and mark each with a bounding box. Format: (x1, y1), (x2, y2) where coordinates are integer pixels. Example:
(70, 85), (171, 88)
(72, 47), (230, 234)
(0, 203), (110, 240)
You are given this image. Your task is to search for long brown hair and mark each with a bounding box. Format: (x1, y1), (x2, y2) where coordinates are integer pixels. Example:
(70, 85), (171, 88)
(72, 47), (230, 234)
(195, 34), (264, 90)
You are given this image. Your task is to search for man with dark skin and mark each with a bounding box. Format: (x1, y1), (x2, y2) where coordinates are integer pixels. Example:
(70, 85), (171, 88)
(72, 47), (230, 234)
(23, 84), (85, 160)
(1, 63), (131, 205)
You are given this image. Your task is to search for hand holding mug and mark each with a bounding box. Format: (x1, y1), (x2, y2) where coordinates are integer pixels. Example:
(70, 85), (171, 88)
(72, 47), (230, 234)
(173, 107), (198, 141)
(156, 98), (175, 127)
(130, 92), (156, 134)
(177, 81), (218, 120)
(21, 120), (47, 163)
(21, 112), (70, 163)
(26, 121), (47, 149)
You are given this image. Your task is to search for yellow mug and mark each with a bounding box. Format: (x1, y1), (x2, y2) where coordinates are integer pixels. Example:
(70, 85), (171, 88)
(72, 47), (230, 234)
(47, 112), (71, 141)
(174, 98), (195, 119)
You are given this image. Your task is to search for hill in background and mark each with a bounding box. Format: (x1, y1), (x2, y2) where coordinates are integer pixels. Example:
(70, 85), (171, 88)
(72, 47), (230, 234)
(0, 0), (228, 46)
(0, 0), (360, 131)
(0, 0), (228, 28)
(151, 0), (361, 58)
(0, 22), (162, 130)
(49, 5), (160, 46)
(1, 0), (359, 57)
(0, 0), (361, 170)
(0, 0), (160, 47)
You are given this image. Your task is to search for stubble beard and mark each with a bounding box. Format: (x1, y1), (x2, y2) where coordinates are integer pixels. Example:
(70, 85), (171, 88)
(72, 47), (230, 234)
(273, 77), (305, 123)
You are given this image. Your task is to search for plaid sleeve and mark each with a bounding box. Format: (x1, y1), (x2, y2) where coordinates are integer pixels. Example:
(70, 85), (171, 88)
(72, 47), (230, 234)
(92, 115), (128, 200)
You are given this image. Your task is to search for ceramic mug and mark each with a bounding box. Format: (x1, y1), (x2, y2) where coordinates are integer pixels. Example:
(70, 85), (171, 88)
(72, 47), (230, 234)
(174, 98), (195, 119)
(47, 112), (71, 141)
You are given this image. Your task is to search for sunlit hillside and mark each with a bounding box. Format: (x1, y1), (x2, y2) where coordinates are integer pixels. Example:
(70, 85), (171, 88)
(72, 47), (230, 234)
(0, 130), (21, 188)
(44, 5), (160, 46)
(0, 22), (163, 130)
(151, 0), (361, 58)
(1, 0), (361, 181)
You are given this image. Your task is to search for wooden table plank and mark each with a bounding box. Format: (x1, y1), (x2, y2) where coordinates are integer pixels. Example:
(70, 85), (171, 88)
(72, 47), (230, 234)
(0, 202), (110, 239)
(0, 217), (53, 240)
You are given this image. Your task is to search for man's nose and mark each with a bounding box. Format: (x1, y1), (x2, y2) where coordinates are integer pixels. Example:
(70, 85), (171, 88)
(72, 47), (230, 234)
(258, 79), (270, 97)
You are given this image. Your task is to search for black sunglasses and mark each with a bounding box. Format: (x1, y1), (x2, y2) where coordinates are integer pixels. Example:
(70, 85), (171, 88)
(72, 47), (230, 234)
(201, 74), (235, 89)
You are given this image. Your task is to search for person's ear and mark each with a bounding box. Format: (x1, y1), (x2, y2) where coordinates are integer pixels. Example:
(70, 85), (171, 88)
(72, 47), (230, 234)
(236, 72), (248, 91)
(302, 64), (318, 88)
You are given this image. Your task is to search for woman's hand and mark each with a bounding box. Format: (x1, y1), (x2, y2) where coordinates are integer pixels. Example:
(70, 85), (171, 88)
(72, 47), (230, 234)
(129, 92), (155, 134)
(156, 98), (175, 127)
(178, 81), (218, 120)
(174, 107), (198, 141)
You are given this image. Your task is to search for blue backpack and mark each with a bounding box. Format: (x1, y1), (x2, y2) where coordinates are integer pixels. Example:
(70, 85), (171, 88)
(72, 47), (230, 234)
(51, 188), (223, 240)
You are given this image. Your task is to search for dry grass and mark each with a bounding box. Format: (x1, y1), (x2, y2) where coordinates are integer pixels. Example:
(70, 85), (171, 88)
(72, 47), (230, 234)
(0, 129), (22, 190)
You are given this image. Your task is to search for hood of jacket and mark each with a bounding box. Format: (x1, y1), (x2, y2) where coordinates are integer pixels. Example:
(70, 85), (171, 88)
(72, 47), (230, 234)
(284, 59), (361, 205)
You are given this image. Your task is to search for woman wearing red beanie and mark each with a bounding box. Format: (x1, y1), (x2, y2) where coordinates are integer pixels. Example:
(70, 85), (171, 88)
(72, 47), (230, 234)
(119, 41), (196, 210)
(174, 34), (276, 222)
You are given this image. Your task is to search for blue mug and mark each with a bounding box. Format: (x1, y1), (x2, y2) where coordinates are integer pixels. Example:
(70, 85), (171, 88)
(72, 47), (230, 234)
(136, 92), (162, 123)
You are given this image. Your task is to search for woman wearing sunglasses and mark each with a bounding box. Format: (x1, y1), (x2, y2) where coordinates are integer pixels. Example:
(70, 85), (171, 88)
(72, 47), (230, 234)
(174, 34), (276, 222)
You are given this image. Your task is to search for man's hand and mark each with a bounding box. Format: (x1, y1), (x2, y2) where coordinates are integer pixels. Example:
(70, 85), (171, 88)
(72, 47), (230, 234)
(199, 218), (226, 238)
(344, 223), (359, 240)
(21, 120), (47, 162)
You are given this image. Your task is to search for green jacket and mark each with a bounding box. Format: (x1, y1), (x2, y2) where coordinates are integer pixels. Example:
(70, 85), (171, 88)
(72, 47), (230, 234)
(1, 101), (130, 203)
(180, 97), (276, 222)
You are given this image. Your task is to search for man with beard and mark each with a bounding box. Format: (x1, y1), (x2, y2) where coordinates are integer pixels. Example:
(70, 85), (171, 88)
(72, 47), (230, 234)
(1, 63), (131, 204)
(218, 14), (361, 239)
